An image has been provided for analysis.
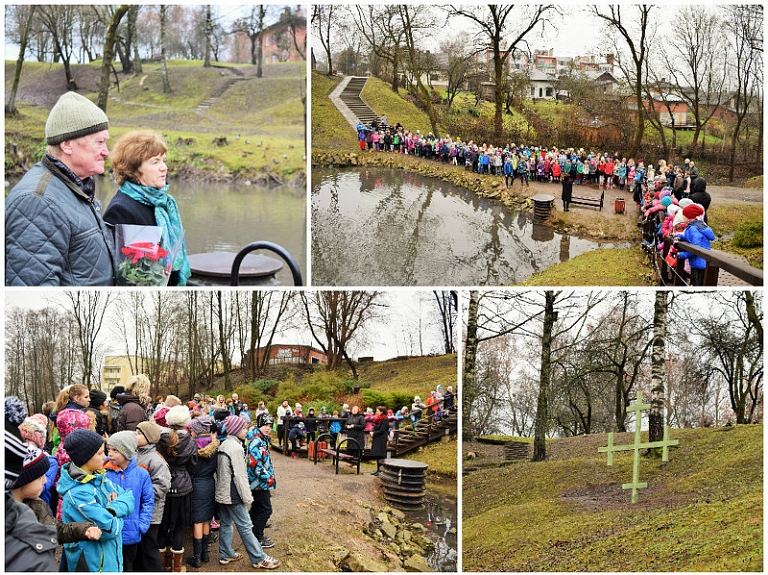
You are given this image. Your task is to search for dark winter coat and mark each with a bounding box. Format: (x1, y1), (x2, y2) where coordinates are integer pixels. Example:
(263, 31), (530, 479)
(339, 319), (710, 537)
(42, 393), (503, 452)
(190, 435), (219, 523)
(370, 417), (389, 459)
(103, 191), (182, 286)
(5, 492), (58, 571)
(561, 179), (573, 203)
(5, 156), (116, 286)
(156, 430), (198, 497)
(344, 413), (366, 452)
(688, 178), (711, 213)
(118, 394), (149, 431)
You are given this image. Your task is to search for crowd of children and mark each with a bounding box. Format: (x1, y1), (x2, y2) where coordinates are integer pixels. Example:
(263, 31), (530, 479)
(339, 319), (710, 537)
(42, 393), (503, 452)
(5, 380), (458, 572)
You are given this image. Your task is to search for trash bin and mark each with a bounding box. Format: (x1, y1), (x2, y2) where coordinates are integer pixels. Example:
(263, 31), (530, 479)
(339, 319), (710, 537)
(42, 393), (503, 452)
(532, 194), (555, 222)
(615, 197), (626, 214)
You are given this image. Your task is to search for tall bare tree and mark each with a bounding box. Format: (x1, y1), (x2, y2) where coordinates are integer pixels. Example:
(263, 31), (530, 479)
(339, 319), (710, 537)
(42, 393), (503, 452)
(648, 291), (668, 442)
(160, 5), (171, 93)
(726, 5), (762, 181)
(312, 5), (336, 75)
(449, 5), (556, 141)
(64, 291), (113, 388)
(302, 291), (384, 380)
(354, 5), (407, 91)
(97, 5), (129, 111)
(37, 6), (78, 90)
(591, 4), (655, 160)
(6, 5), (36, 114)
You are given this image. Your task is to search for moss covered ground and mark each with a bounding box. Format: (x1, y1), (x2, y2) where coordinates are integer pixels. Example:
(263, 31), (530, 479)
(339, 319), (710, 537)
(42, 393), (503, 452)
(463, 425), (763, 572)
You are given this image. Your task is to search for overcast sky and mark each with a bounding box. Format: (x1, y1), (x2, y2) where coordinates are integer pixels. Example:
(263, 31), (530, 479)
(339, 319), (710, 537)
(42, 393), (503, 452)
(4, 289), (453, 362)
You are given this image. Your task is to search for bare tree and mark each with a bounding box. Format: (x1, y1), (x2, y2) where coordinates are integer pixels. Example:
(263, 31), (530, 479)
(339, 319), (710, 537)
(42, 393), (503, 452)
(160, 5), (171, 93)
(302, 291), (384, 380)
(591, 5), (655, 159)
(97, 5), (129, 112)
(433, 291), (458, 354)
(312, 5), (336, 75)
(726, 5), (762, 181)
(449, 5), (556, 141)
(662, 6), (727, 155)
(648, 291), (668, 442)
(36, 6), (79, 90)
(233, 5), (268, 72)
(353, 5), (407, 91)
(63, 291), (113, 388)
(6, 5), (36, 114)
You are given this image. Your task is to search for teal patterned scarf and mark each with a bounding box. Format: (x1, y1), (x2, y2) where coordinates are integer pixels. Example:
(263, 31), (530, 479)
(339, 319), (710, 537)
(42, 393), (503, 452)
(119, 180), (191, 285)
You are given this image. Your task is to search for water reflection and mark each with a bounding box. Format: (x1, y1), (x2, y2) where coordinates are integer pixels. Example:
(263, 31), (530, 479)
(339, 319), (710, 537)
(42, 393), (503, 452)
(94, 176), (306, 285)
(312, 168), (622, 286)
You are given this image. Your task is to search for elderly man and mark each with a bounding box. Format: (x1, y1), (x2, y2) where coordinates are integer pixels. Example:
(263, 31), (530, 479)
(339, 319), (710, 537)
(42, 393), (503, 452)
(6, 91), (116, 285)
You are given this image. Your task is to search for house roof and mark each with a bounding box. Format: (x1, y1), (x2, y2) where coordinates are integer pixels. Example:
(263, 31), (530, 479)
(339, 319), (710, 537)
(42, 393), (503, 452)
(529, 68), (555, 82)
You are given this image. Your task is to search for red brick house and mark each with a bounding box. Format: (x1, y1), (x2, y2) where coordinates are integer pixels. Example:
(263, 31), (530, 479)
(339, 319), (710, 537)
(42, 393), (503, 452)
(249, 344), (327, 367)
(262, 7), (306, 64)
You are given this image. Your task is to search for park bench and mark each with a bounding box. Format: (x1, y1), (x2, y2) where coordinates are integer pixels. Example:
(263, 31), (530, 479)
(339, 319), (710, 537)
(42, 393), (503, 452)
(312, 434), (361, 475)
(569, 188), (605, 210)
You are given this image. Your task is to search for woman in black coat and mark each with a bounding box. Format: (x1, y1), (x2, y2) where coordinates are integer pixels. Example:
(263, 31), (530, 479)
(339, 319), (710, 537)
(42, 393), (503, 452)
(370, 406), (389, 476)
(561, 175), (573, 212)
(344, 405), (366, 460)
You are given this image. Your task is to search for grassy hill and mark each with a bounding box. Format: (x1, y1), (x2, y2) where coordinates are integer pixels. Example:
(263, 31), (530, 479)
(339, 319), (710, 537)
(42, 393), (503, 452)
(463, 425), (763, 571)
(5, 60), (306, 182)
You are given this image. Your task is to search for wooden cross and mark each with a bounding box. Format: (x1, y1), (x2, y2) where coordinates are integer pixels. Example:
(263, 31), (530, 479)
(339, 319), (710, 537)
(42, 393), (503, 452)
(598, 390), (680, 503)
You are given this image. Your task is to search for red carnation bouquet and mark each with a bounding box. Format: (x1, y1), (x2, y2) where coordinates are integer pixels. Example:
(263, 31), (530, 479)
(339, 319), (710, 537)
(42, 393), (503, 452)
(115, 225), (182, 286)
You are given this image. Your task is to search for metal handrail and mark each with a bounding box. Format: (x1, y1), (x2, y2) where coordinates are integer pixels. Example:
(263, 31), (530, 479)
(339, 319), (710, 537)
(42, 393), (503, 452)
(230, 241), (303, 286)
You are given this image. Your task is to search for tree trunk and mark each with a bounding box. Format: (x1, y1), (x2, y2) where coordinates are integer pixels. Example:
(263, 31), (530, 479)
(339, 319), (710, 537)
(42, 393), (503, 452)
(6, 6), (36, 114)
(532, 291), (556, 461)
(648, 291), (668, 442)
(463, 291), (479, 441)
(256, 6), (265, 77)
(130, 6), (143, 73)
(203, 6), (212, 68)
(160, 6), (171, 94)
(97, 5), (129, 112)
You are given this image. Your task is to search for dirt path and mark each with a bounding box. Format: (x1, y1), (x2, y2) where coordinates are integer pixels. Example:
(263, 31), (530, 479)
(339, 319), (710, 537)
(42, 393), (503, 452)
(186, 452), (419, 572)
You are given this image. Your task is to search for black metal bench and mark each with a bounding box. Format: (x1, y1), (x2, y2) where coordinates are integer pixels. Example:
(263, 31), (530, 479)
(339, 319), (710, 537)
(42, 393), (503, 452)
(312, 434), (361, 475)
(570, 189), (605, 210)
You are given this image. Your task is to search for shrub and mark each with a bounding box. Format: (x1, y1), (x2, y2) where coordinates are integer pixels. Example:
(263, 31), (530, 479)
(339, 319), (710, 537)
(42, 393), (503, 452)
(732, 220), (763, 249)
(362, 390), (414, 412)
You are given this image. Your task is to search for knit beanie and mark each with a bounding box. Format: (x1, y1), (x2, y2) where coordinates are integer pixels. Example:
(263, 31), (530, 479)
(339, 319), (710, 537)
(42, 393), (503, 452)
(18, 416), (47, 449)
(223, 414), (246, 438)
(108, 430), (137, 461)
(188, 415), (212, 436)
(110, 386), (126, 400)
(5, 417), (27, 490)
(678, 198), (694, 209)
(5, 396), (28, 427)
(165, 405), (191, 428)
(64, 428), (104, 468)
(12, 447), (51, 489)
(153, 406), (170, 428)
(45, 92), (109, 145)
(89, 389), (107, 409)
(682, 203), (705, 220)
(136, 421), (163, 445)
(661, 196), (672, 207)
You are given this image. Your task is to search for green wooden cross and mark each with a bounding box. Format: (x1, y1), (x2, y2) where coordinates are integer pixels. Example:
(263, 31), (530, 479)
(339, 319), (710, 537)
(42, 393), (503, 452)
(598, 390), (679, 503)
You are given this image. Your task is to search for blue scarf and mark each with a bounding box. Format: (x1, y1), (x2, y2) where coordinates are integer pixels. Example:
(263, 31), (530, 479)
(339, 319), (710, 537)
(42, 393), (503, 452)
(119, 180), (191, 285)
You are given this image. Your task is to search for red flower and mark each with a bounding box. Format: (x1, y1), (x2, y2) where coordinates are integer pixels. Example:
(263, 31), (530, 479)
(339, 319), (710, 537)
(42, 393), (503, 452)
(121, 242), (168, 263)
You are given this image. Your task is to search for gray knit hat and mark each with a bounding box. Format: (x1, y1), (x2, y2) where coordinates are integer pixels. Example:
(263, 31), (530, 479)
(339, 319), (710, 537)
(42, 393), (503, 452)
(108, 430), (138, 461)
(45, 92), (109, 145)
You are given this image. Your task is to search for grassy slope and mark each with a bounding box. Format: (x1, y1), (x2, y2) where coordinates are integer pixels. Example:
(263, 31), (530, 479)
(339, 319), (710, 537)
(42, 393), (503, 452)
(310, 72), (358, 150)
(464, 425), (763, 572)
(5, 60), (306, 181)
(359, 76), (433, 135)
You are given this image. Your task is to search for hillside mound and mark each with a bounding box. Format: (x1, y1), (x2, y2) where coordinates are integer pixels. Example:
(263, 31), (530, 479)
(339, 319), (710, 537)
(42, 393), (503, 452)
(463, 425), (763, 571)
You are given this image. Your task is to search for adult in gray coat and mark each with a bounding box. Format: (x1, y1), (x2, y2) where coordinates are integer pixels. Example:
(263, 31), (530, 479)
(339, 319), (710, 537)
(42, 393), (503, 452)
(5, 91), (116, 286)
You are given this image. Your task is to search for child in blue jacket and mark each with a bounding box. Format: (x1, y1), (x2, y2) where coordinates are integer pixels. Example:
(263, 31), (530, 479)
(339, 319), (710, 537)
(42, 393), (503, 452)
(675, 203), (715, 286)
(58, 428), (135, 572)
(106, 431), (154, 572)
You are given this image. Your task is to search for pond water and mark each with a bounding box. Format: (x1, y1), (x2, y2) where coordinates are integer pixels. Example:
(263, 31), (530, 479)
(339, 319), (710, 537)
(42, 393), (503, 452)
(93, 177), (307, 285)
(312, 168), (624, 286)
(406, 483), (457, 572)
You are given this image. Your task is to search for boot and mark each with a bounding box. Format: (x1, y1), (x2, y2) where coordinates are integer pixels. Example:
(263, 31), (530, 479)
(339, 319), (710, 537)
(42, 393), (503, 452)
(201, 534), (210, 563)
(172, 548), (186, 572)
(186, 539), (202, 569)
(161, 548), (173, 572)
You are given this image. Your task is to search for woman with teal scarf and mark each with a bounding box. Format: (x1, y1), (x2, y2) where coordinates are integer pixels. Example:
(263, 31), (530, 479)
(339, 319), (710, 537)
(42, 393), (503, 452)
(104, 131), (191, 286)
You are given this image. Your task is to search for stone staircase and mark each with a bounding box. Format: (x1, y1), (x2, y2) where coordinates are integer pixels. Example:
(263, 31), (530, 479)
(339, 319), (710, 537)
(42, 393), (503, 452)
(338, 76), (379, 125)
